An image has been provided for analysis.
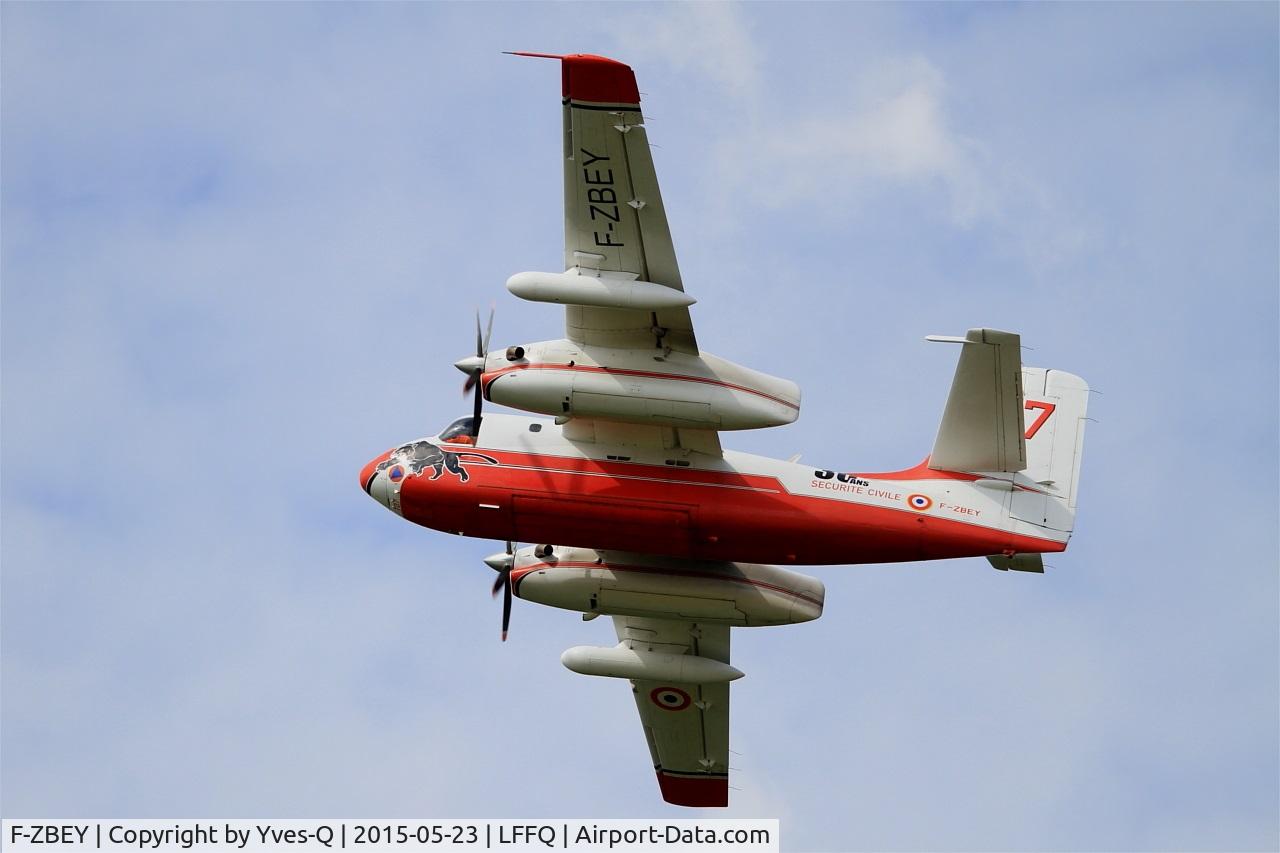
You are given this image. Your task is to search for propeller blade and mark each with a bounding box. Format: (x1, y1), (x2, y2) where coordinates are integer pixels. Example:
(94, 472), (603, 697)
(484, 541), (518, 641)
(482, 305), (495, 355)
(501, 575), (513, 642)
(463, 306), (493, 437)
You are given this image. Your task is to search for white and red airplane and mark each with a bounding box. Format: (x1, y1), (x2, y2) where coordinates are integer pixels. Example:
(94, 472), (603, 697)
(359, 53), (1089, 808)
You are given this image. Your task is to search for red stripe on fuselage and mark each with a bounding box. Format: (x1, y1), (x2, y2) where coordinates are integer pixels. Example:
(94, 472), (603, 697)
(399, 446), (1065, 565)
(857, 458), (982, 481)
(862, 458), (1049, 494)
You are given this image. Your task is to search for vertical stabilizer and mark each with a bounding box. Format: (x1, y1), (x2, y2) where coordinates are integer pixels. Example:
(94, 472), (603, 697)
(929, 328), (1026, 473)
(1017, 368), (1090, 524)
(1007, 367), (1090, 533)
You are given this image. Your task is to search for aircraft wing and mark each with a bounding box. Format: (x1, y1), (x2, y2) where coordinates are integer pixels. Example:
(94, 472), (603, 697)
(613, 615), (730, 807)
(549, 53), (698, 355)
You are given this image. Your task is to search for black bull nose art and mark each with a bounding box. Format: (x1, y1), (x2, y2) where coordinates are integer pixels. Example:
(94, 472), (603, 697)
(373, 440), (499, 485)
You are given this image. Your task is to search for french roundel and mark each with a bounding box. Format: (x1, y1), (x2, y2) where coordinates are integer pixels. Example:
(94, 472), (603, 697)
(649, 686), (691, 712)
(907, 493), (933, 511)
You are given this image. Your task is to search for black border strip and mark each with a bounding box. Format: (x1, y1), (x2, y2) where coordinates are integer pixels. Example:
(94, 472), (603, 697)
(656, 765), (730, 781)
(563, 97), (642, 113)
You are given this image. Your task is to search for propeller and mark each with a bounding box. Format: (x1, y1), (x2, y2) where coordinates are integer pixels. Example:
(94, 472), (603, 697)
(484, 540), (516, 641)
(454, 306), (495, 437)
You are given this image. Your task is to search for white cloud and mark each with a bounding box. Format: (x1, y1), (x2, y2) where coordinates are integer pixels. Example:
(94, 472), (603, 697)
(722, 56), (992, 226)
(616, 3), (760, 101)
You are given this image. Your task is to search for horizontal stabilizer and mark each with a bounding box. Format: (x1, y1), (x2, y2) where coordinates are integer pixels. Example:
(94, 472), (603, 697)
(987, 553), (1044, 573)
(930, 328), (1026, 473)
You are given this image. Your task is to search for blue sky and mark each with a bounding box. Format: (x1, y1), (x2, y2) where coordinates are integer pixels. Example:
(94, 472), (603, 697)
(3, 3), (1277, 850)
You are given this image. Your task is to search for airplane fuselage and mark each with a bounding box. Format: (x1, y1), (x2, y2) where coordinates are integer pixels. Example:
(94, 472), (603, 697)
(360, 413), (1067, 567)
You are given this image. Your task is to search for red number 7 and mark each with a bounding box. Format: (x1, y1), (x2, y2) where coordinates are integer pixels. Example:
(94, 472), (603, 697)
(1024, 400), (1056, 439)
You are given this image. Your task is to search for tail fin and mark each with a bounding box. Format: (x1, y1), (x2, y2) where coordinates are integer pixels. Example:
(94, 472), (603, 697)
(927, 329), (1090, 535)
(1015, 367), (1090, 532)
(929, 328), (1027, 473)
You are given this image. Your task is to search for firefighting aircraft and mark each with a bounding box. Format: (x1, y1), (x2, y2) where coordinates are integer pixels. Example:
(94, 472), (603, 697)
(359, 53), (1090, 808)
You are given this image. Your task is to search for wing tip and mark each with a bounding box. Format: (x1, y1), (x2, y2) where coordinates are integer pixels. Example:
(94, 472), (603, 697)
(508, 51), (640, 104)
(656, 770), (729, 808)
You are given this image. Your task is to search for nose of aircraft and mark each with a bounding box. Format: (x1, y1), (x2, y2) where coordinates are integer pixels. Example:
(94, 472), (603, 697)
(359, 452), (395, 512)
(360, 457), (380, 490)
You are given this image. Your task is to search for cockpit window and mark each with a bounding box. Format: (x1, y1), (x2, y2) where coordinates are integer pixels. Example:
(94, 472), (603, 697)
(439, 417), (476, 441)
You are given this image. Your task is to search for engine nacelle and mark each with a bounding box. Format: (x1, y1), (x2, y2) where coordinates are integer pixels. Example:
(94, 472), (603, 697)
(507, 270), (697, 311)
(511, 546), (824, 627)
(561, 645), (745, 683)
(483, 340), (800, 431)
